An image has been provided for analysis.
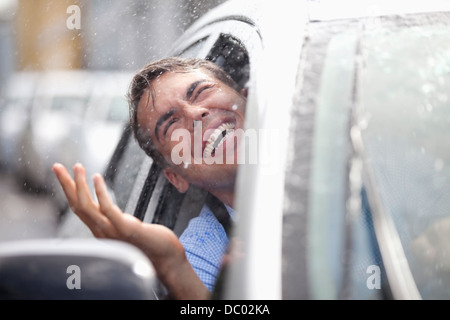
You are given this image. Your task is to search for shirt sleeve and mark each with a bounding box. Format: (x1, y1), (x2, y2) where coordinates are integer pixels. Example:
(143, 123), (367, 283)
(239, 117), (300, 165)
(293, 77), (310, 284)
(179, 205), (230, 291)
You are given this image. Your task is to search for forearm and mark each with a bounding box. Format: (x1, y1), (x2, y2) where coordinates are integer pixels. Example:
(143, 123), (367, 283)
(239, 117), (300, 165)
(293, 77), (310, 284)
(159, 254), (210, 300)
(129, 223), (210, 300)
(52, 163), (209, 299)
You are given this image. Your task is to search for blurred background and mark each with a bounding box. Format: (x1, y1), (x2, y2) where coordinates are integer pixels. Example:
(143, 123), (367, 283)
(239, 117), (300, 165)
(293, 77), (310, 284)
(0, 0), (227, 242)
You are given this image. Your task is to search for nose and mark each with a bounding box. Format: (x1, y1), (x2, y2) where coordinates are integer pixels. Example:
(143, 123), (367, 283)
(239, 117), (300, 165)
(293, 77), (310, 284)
(184, 106), (209, 127)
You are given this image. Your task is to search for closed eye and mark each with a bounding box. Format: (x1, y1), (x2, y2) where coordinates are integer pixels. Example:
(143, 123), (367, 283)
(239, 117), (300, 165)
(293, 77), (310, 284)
(163, 117), (178, 136)
(193, 84), (215, 102)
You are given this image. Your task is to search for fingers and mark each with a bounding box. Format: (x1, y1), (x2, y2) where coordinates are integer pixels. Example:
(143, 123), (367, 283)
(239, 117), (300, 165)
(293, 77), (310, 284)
(52, 162), (115, 238)
(72, 164), (110, 237)
(52, 163), (77, 205)
(93, 173), (144, 242)
(52, 162), (94, 209)
(93, 174), (127, 228)
(73, 163), (97, 209)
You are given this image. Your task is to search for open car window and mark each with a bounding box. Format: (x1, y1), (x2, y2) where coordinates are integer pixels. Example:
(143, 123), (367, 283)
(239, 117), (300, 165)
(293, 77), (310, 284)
(100, 17), (261, 237)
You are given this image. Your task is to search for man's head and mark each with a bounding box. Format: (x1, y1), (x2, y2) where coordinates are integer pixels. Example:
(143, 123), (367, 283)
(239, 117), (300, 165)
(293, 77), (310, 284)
(127, 57), (247, 197)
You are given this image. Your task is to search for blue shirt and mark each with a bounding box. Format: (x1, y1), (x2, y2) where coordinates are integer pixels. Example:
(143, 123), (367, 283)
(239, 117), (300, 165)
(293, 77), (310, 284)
(179, 204), (234, 291)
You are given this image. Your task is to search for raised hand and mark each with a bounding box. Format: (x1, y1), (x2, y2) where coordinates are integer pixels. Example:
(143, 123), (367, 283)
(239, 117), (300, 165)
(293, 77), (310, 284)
(52, 162), (208, 299)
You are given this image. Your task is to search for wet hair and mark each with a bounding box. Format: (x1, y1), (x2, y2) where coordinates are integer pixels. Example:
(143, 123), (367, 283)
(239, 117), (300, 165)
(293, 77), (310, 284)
(127, 57), (241, 168)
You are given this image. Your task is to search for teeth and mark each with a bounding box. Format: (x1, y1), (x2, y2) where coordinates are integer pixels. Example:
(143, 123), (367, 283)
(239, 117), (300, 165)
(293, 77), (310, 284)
(203, 122), (235, 158)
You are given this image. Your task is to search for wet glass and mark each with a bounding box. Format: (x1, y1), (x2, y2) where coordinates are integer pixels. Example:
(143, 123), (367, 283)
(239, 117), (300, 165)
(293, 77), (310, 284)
(359, 16), (450, 299)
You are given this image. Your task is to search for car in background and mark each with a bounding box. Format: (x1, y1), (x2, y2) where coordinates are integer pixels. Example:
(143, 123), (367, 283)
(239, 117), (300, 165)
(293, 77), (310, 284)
(0, 72), (39, 174)
(17, 70), (131, 212)
(2, 0), (450, 301)
(18, 70), (92, 194)
(79, 71), (132, 188)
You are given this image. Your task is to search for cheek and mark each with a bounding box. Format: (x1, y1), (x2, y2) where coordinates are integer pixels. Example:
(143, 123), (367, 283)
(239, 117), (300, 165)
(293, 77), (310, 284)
(228, 96), (246, 118)
(163, 132), (195, 165)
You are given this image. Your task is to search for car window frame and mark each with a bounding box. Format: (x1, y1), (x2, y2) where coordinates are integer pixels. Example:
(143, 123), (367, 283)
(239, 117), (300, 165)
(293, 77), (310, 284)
(102, 17), (262, 229)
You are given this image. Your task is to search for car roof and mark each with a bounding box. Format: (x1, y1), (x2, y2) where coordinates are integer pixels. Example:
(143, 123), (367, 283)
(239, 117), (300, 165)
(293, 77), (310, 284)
(176, 0), (263, 35)
(308, 0), (450, 21)
(170, 0), (263, 56)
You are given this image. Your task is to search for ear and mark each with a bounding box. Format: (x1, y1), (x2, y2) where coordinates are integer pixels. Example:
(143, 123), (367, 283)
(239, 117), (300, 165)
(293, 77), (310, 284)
(240, 87), (248, 98)
(163, 167), (189, 193)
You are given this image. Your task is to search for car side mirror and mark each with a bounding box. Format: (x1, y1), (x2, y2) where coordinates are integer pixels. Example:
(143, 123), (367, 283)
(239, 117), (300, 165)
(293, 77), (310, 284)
(0, 238), (161, 300)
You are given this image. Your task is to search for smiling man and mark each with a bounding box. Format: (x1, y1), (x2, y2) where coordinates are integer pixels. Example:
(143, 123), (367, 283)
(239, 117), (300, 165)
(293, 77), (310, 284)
(52, 57), (247, 299)
(131, 58), (247, 207)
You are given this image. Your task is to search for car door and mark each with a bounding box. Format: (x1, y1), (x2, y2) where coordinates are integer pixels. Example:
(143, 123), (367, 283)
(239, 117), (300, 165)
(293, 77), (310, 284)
(226, 5), (450, 300)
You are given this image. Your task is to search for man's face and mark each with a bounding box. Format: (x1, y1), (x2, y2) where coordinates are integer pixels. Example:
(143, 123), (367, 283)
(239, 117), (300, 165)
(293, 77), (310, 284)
(137, 69), (247, 192)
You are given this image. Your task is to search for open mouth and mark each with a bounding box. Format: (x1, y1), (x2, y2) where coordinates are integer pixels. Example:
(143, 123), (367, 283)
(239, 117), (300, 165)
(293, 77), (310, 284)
(203, 122), (235, 158)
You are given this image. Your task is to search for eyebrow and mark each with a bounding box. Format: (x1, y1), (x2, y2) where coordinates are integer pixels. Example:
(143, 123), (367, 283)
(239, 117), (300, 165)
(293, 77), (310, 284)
(155, 108), (176, 142)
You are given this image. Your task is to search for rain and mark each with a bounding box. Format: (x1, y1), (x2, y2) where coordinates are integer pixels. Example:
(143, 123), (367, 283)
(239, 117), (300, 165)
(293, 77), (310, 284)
(0, 0), (226, 242)
(2, 0), (450, 301)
